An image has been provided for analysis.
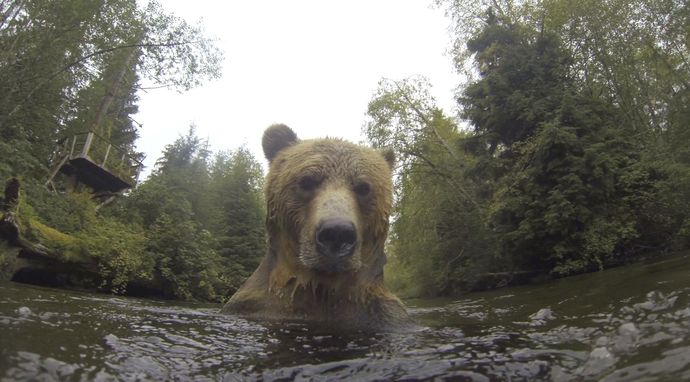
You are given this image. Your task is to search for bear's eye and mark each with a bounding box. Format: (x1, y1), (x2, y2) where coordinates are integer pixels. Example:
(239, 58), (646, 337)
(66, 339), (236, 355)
(353, 181), (371, 197)
(298, 176), (320, 192)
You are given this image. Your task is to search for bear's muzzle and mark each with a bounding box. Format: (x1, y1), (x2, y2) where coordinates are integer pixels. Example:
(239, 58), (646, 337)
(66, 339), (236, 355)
(315, 218), (357, 260)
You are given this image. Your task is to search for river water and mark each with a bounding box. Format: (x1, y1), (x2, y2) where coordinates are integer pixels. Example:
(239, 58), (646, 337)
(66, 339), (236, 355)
(1, 254), (690, 381)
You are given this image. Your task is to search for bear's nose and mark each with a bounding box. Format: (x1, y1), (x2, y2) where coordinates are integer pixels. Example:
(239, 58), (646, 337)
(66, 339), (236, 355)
(315, 219), (357, 258)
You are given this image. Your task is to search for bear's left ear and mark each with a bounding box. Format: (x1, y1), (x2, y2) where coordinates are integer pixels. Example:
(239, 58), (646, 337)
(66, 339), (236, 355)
(380, 148), (395, 170)
(263, 124), (298, 162)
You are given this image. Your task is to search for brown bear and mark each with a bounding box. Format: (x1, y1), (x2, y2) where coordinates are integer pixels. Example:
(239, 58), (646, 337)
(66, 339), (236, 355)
(222, 124), (410, 330)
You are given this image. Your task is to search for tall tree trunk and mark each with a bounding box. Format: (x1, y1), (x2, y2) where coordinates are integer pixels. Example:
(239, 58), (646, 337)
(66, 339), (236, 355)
(90, 46), (140, 136)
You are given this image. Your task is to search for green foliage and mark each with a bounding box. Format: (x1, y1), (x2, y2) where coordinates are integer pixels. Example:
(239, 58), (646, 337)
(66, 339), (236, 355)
(489, 95), (652, 275)
(122, 128), (266, 301)
(145, 212), (222, 301)
(4, 127), (265, 301)
(78, 218), (150, 294)
(0, 1), (260, 303)
(24, 186), (97, 234)
(208, 148), (266, 281)
(385, 159), (498, 296)
(368, 3), (690, 297)
(137, 1), (224, 90)
(0, 0), (222, 184)
(365, 78), (499, 296)
(2, 0), (687, 303)
(538, 0), (690, 135)
(461, 17), (569, 151)
(14, 185), (149, 292)
(0, 142), (44, 181)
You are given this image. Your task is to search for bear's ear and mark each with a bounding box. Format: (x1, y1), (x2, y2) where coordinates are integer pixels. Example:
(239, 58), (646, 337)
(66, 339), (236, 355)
(263, 124), (298, 162)
(380, 148), (395, 170)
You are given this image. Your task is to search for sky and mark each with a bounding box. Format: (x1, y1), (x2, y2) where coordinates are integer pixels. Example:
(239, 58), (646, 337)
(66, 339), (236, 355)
(134, 0), (461, 175)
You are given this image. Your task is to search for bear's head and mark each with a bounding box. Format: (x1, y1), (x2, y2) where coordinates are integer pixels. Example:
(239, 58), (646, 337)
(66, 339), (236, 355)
(262, 124), (395, 282)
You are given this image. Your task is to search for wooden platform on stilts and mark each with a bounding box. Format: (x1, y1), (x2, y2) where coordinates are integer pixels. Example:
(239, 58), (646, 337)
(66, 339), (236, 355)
(46, 131), (144, 194)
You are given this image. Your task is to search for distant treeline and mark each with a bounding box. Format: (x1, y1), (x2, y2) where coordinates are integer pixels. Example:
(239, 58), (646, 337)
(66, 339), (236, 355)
(366, 0), (690, 297)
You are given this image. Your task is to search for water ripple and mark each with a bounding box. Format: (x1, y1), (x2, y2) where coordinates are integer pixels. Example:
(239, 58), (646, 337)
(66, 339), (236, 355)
(3, 256), (690, 380)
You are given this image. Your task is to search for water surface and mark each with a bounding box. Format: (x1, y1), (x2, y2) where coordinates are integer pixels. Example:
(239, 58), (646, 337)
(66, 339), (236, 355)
(2, 254), (690, 381)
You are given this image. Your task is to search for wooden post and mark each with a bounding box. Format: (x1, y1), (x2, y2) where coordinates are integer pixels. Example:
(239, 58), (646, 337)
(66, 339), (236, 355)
(44, 154), (70, 188)
(102, 144), (111, 167)
(83, 132), (94, 157)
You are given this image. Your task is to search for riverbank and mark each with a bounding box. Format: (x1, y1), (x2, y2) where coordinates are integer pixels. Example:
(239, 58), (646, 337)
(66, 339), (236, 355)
(0, 179), (173, 300)
(0, 208), (679, 304)
(2, 177), (686, 303)
(3, 208), (682, 303)
(0, 210), (167, 299)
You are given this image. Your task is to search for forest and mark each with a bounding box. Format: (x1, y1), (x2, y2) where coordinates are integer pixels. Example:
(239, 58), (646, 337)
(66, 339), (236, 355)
(0, 0), (688, 301)
(0, 0), (264, 301)
(368, 0), (690, 297)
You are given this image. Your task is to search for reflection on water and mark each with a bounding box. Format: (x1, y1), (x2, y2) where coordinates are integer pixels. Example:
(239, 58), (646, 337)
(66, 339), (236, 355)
(1, 254), (690, 381)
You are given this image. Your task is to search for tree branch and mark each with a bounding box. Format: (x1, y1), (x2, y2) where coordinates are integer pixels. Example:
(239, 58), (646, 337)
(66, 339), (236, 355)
(1, 39), (202, 129)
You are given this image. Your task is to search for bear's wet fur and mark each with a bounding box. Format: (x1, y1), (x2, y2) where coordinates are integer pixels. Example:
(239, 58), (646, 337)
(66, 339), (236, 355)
(222, 124), (410, 331)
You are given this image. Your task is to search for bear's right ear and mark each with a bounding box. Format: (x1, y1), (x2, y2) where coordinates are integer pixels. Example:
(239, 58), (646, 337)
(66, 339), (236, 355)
(262, 124), (298, 162)
(380, 148), (395, 170)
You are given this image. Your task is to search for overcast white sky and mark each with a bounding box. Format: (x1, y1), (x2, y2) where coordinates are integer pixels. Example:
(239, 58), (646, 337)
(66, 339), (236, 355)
(134, 0), (460, 175)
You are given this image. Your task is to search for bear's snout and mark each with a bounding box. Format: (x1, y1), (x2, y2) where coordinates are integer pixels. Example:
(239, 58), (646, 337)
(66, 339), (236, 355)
(315, 218), (357, 259)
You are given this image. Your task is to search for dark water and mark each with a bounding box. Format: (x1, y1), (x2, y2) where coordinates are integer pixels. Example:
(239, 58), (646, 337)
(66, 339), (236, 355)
(2, 254), (690, 381)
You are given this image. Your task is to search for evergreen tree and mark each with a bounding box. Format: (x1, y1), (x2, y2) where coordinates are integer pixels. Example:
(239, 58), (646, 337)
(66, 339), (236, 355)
(461, 16), (664, 276)
(123, 129), (266, 300)
(489, 94), (654, 275)
(460, 13), (570, 153)
(208, 147), (265, 280)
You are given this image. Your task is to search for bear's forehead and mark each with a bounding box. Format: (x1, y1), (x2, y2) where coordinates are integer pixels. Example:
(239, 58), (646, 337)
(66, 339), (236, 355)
(273, 139), (386, 179)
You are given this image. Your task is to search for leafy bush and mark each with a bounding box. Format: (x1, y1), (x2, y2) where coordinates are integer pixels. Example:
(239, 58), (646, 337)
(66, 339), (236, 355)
(78, 218), (151, 294)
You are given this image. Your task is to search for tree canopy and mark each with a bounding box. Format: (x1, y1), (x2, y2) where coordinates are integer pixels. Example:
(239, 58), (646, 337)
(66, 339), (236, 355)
(369, 0), (690, 296)
(0, 0), (222, 180)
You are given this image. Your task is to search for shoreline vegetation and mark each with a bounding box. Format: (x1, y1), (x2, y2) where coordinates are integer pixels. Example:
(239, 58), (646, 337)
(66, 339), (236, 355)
(0, 132), (267, 303)
(0, 173), (684, 302)
(2, 1), (689, 302)
(362, 1), (690, 298)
